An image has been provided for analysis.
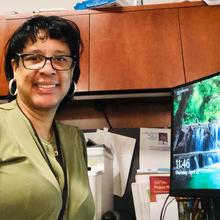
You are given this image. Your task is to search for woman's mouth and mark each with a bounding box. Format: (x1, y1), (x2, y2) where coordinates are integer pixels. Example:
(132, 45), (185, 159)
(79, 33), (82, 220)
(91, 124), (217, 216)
(37, 84), (57, 89)
(34, 83), (58, 93)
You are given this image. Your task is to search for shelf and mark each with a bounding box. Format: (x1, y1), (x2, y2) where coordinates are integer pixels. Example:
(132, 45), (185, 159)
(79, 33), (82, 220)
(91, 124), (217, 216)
(73, 88), (171, 101)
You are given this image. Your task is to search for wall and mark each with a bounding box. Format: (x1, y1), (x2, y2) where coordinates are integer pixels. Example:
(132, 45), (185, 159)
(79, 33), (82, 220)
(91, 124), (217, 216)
(55, 97), (171, 130)
(0, 0), (77, 14)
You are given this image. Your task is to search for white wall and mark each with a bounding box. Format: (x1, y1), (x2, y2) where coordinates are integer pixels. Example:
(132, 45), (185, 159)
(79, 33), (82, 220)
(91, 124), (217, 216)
(0, 0), (78, 14)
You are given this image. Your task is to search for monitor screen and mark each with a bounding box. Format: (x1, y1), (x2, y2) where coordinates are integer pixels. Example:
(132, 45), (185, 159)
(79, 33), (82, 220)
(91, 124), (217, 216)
(170, 72), (220, 197)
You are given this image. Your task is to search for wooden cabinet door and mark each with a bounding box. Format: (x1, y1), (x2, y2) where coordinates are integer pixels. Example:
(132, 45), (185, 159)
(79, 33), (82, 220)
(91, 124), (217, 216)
(62, 14), (89, 91)
(0, 18), (23, 97)
(0, 13), (89, 97)
(179, 5), (220, 82)
(90, 9), (185, 91)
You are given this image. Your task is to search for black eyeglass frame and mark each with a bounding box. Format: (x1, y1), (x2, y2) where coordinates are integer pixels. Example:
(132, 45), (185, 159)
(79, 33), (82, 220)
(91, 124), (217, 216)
(16, 53), (75, 71)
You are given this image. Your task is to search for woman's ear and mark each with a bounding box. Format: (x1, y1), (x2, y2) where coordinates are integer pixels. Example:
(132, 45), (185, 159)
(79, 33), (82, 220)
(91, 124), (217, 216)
(11, 59), (19, 78)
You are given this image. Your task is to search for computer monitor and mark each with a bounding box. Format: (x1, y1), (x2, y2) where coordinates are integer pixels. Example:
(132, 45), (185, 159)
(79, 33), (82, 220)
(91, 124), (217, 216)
(170, 72), (220, 197)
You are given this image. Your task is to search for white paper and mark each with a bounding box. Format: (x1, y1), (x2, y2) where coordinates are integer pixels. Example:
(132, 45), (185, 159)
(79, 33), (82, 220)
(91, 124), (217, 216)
(86, 128), (136, 197)
(139, 128), (171, 171)
(132, 177), (177, 220)
(131, 182), (151, 220)
(140, 128), (170, 151)
(150, 194), (178, 220)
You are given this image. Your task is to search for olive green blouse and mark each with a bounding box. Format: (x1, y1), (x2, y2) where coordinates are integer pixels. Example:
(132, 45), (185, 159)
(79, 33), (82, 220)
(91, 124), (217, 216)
(0, 101), (95, 220)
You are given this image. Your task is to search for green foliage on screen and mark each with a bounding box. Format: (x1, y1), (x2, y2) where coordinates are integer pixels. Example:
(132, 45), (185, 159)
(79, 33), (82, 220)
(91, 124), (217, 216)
(174, 75), (220, 126)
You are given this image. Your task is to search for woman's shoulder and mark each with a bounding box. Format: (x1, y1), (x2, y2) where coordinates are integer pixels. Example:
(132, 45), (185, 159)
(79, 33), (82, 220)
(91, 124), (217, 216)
(0, 101), (17, 125)
(0, 101), (26, 162)
(0, 100), (17, 112)
(55, 121), (84, 140)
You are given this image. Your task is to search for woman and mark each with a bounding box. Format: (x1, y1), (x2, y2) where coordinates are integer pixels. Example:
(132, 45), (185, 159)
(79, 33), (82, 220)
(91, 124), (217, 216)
(0, 15), (95, 220)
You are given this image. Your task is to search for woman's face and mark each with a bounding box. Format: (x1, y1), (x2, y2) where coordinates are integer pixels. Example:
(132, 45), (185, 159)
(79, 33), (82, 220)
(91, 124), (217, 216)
(11, 37), (74, 112)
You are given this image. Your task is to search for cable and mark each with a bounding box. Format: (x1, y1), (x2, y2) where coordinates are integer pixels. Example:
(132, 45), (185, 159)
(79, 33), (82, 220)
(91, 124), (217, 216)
(94, 101), (113, 129)
(102, 106), (112, 129)
(162, 197), (175, 220)
(159, 194), (170, 220)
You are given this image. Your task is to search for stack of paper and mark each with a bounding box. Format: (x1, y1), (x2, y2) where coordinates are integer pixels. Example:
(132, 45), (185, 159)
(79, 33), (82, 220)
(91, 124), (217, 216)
(131, 171), (178, 220)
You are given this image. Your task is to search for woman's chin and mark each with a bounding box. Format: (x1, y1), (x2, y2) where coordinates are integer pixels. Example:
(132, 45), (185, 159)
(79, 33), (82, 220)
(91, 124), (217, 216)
(32, 98), (61, 111)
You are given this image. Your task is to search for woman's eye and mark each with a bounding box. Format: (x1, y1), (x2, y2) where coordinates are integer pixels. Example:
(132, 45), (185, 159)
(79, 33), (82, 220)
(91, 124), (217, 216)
(25, 55), (43, 62)
(54, 56), (66, 62)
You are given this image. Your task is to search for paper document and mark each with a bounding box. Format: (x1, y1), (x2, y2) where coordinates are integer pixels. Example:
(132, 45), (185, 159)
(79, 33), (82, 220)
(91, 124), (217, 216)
(131, 182), (150, 220)
(150, 194), (178, 220)
(132, 173), (178, 220)
(139, 128), (171, 171)
(140, 128), (170, 151)
(85, 128), (136, 197)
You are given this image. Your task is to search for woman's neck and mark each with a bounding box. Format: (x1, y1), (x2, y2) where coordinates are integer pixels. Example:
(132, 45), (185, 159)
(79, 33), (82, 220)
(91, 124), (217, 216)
(16, 99), (57, 141)
(31, 116), (54, 141)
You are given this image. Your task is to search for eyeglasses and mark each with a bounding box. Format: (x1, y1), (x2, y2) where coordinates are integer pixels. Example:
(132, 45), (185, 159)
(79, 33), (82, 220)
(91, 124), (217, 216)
(16, 53), (75, 71)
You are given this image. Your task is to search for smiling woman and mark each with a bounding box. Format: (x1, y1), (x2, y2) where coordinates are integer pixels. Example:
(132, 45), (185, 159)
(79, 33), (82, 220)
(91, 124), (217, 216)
(0, 15), (94, 220)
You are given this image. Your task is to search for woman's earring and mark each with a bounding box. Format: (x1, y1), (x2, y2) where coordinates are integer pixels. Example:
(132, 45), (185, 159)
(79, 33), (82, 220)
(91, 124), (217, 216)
(9, 78), (17, 96)
(66, 81), (77, 97)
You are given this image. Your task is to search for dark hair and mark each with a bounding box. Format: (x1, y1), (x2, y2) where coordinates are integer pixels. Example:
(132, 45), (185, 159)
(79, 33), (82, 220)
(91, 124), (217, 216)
(4, 15), (83, 105)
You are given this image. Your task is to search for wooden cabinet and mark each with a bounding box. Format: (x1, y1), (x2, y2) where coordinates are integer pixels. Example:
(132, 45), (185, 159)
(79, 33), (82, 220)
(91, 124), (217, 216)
(0, 13), (89, 96)
(89, 9), (185, 91)
(179, 6), (220, 82)
(61, 14), (89, 91)
(2, 3), (220, 96)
